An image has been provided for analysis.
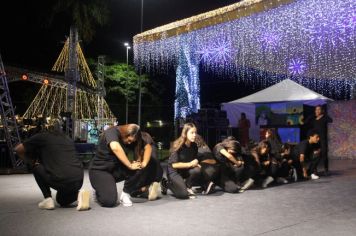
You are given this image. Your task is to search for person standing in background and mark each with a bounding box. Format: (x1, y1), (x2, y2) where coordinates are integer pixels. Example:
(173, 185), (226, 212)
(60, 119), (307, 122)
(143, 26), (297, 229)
(238, 113), (250, 148)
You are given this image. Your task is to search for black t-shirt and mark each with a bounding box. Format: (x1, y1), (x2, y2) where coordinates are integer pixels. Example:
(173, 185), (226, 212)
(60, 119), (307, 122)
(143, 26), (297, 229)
(306, 115), (332, 140)
(197, 145), (214, 162)
(167, 143), (198, 175)
(24, 132), (83, 183)
(213, 143), (227, 163)
(266, 137), (282, 156)
(213, 143), (244, 164)
(293, 140), (318, 161)
(92, 126), (146, 169)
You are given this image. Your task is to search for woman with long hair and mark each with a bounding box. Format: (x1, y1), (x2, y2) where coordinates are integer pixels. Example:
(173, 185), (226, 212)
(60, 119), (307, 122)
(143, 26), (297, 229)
(167, 123), (202, 199)
(89, 124), (161, 207)
(251, 140), (278, 188)
(213, 137), (245, 193)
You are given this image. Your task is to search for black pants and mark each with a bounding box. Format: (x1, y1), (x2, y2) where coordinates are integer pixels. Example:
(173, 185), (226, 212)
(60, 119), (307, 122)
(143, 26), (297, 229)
(33, 164), (83, 207)
(218, 163), (244, 193)
(89, 158), (161, 207)
(277, 161), (292, 178)
(200, 163), (219, 185)
(167, 167), (202, 199)
(241, 155), (258, 181)
(294, 155), (321, 179)
(259, 162), (278, 179)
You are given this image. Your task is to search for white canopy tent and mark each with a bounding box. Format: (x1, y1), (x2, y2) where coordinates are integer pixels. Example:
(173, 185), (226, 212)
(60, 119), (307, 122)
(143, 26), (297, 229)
(221, 79), (332, 141)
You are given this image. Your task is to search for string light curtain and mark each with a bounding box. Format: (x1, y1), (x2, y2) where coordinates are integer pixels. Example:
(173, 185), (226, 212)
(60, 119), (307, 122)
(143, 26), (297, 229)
(134, 0), (356, 112)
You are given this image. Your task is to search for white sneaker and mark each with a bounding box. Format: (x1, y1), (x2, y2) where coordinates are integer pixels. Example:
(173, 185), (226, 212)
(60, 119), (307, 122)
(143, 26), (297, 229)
(311, 174), (320, 180)
(120, 191), (133, 207)
(276, 177), (289, 184)
(239, 178), (254, 193)
(148, 182), (161, 201)
(187, 188), (196, 199)
(38, 197), (55, 210)
(77, 189), (90, 211)
(262, 176), (274, 188)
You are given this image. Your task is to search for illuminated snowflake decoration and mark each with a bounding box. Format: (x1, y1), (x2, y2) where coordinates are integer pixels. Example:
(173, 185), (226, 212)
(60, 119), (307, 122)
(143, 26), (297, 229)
(196, 45), (213, 63)
(210, 39), (233, 64)
(288, 59), (307, 76)
(260, 31), (281, 50)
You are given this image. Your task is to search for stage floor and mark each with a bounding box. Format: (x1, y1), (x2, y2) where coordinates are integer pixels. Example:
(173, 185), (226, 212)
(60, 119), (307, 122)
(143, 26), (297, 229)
(1, 160), (356, 236)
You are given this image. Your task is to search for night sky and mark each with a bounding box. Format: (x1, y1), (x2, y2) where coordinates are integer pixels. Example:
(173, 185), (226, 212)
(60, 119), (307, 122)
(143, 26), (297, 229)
(0, 0), (252, 120)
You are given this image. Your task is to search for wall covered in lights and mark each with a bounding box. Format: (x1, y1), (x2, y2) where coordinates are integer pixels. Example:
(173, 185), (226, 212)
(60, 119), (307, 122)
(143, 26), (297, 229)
(329, 100), (356, 160)
(134, 0), (356, 118)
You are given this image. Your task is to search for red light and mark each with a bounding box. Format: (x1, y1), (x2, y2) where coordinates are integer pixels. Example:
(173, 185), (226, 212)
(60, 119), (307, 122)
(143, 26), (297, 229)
(21, 74), (28, 80)
(43, 79), (49, 85)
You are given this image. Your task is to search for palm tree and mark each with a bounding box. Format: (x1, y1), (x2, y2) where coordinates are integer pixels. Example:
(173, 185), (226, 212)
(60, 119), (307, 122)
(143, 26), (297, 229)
(50, 0), (110, 42)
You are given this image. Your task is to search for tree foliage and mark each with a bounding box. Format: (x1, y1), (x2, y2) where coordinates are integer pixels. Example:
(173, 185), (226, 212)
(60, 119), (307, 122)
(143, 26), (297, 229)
(49, 0), (110, 42)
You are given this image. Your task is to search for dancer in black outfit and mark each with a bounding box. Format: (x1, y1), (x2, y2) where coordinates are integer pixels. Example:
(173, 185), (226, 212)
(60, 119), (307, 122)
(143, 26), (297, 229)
(213, 137), (244, 193)
(195, 135), (219, 194)
(305, 105), (333, 175)
(251, 140), (278, 188)
(167, 123), (204, 199)
(14, 120), (89, 211)
(293, 129), (321, 180)
(89, 124), (161, 207)
(275, 143), (296, 183)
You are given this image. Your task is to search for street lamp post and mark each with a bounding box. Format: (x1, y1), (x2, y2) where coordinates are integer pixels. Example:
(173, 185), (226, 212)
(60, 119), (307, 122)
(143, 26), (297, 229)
(124, 43), (131, 124)
(137, 0), (144, 126)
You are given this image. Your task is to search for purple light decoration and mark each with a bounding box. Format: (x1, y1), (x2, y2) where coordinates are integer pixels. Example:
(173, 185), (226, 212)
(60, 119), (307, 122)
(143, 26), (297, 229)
(260, 31), (281, 50)
(134, 0), (356, 100)
(308, 22), (345, 48)
(288, 59), (307, 76)
(197, 45), (212, 63)
(210, 39), (232, 64)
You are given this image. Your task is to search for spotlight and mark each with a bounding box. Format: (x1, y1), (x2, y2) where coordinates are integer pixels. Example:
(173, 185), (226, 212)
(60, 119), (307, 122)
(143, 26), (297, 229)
(21, 74), (28, 81)
(43, 79), (49, 85)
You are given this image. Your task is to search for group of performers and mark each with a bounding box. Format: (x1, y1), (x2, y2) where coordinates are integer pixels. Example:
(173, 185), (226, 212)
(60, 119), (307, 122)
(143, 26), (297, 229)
(13, 105), (332, 210)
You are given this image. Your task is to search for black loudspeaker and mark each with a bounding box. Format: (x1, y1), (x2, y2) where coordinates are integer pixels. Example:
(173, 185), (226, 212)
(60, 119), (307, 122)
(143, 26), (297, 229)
(217, 110), (227, 118)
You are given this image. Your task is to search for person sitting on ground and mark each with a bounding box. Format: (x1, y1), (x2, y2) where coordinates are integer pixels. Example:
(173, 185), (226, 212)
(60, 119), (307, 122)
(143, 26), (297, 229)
(265, 129), (282, 157)
(14, 119), (89, 211)
(292, 129), (321, 180)
(195, 134), (219, 195)
(167, 123), (203, 199)
(251, 140), (278, 188)
(275, 143), (296, 184)
(131, 131), (164, 198)
(89, 124), (161, 207)
(213, 136), (246, 193)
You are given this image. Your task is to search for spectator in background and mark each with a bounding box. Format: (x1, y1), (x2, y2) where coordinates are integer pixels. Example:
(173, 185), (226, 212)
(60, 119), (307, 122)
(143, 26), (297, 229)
(238, 113), (250, 147)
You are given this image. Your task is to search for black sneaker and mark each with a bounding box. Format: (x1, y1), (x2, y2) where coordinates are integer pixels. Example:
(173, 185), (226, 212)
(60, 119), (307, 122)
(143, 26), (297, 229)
(161, 178), (168, 195)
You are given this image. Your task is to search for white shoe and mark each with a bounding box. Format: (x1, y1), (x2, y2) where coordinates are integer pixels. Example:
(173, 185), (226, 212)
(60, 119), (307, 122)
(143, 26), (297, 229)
(148, 182), (161, 201)
(291, 168), (298, 182)
(120, 191), (133, 207)
(77, 189), (90, 211)
(187, 188), (196, 199)
(311, 174), (320, 180)
(239, 178), (254, 193)
(276, 177), (289, 184)
(38, 197), (55, 210)
(262, 176), (274, 188)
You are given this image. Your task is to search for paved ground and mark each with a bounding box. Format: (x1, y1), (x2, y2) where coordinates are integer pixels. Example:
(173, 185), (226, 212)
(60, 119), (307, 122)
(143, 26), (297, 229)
(1, 159), (356, 236)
